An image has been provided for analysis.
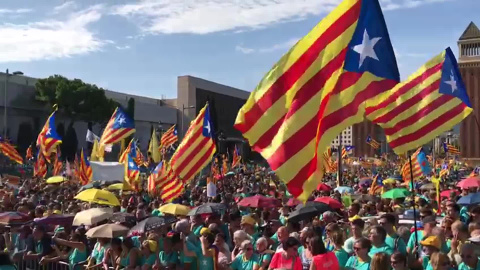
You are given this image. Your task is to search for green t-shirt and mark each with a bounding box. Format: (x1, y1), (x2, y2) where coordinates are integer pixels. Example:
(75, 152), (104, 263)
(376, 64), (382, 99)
(68, 248), (88, 267)
(345, 256), (371, 270)
(368, 244), (393, 257)
(407, 230), (424, 255)
(231, 254), (259, 270)
(159, 251), (179, 267)
(458, 260), (480, 270)
(193, 225), (204, 237)
(197, 247), (216, 270)
(385, 234), (407, 255)
(258, 253), (272, 267)
(141, 254), (157, 266)
(334, 248), (350, 268)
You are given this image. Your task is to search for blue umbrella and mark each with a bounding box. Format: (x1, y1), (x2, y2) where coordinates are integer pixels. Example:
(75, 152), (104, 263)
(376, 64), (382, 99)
(457, 192), (480, 206)
(334, 186), (354, 194)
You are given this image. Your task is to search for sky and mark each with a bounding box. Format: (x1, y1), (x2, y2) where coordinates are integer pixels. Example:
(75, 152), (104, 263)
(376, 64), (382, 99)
(0, 0), (478, 99)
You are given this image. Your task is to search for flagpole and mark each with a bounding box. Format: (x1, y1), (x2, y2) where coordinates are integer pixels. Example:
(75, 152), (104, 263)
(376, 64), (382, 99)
(408, 153), (419, 259)
(337, 135), (342, 187)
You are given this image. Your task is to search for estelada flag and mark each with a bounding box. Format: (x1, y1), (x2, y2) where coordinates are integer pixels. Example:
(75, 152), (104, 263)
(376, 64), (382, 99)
(36, 108), (62, 163)
(234, 0), (399, 201)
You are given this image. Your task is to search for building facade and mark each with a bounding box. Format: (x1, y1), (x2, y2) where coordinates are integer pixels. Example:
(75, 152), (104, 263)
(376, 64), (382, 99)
(458, 22), (480, 159)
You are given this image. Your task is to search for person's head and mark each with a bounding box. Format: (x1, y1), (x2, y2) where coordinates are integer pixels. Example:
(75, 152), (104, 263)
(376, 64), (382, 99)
(430, 252), (451, 270)
(471, 206), (480, 223)
(351, 219), (365, 238)
(460, 243), (479, 268)
(446, 204), (460, 220)
(369, 225), (387, 246)
(175, 219), (191, 234)
(214, 232), (226, 247)
(240, 240), (254, 257)
(441, 217), (454, 239)
(141, 240), (157, 256)
(390, 252), (407, 270)
(299, 227), (314, 245)
(420, 236), (441, 256)
(277, 226), (288, 244)
(371, 253), (390, 270)
(353, 238), (371, 258)
(422, 216), (438, 235)
(122, 237), (135, 252)
(451, 220), (468, 238)
(322, 211), (336, 224)
(310, 235), (326, 255)
(240, 215), (256, 233)
(111, 238), (123, 252)
(379, 213), (396, 233)
(330, 230), (345, 248)
(283, 237), (300, 258)
(32, 225), (46, 241)
(233, 230), (251, 247)
(348, 203), (361, 217)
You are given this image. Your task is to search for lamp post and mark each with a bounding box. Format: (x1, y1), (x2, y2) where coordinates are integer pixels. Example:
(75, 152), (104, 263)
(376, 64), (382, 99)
(3, 69), (23, 138)
(181, 104), (195, 137)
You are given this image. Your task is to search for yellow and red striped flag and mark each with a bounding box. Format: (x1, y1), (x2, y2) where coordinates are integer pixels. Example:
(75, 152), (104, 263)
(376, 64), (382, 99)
(36, 107), (62, 163)
(26, 145), (33, 160)
(234, 0), (399, 201)
(401, 148), (423, 182)
(79, 149), (92, 185)
(443, 143), (461, 155)
(52, 149), (63, 176)
(170, 103), (216, 182)
(366, 48), (472, 154)
(0, 140), (23, 164)
(160, 125), (178, 149)
(156, 161), (184, 202)
(231, 145), (242, 169)
(34, 151), (47, 178)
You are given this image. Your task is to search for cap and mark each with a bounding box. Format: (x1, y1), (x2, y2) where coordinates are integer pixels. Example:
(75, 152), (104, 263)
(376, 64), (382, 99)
(241, 215), (256, 226)
(420, 236), (441, 250)
(143, 240), (157, 253)
(200, 227), (211, 235)
(348, 215), (361, 222)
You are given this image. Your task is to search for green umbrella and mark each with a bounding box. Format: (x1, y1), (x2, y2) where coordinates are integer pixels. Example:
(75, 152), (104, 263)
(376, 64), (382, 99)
(381, 188), (410, 199)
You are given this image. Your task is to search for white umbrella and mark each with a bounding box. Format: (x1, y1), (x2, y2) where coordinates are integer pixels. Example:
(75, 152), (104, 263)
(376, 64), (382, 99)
(73, 208), (113, 226)
(86, 224), (129, 238)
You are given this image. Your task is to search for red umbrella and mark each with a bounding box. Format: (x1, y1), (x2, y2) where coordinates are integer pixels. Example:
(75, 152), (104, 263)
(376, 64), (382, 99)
(285, 198), (302, 207)
(0, 212), (31, 225)
(316, 183), (332, 191)
(238, 195), (280, 208)
(457, 177), (480, 189)
(314, 197), (343, 209)
(440, 189), (460, 198)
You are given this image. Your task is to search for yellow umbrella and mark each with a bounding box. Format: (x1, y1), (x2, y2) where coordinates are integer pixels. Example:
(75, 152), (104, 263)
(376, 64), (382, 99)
(383, 178), (397, 185)
(74, 189), (120, 206)
(106, 182), (133, 191)
(46, 176), (66, 184)
(159, 203), (190, 216)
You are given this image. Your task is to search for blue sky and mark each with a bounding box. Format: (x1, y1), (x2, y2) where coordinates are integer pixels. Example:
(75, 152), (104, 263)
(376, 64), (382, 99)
(0, 0), (478, 99)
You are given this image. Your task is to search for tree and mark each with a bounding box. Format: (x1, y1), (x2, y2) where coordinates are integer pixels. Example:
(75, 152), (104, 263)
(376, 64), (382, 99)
(35, 75), (117, 124)
(16, 122), (34, 154)
(63, 123), (78, 161)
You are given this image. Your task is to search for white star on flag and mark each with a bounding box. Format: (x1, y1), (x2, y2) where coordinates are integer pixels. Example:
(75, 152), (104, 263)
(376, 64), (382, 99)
(46, 128), (52, 135)
(444, 70), (457, 93)
(118, 117), (126, 125)
(129, 162), (135, 168)
(204, 121), (211, 134)
(353, 29), (382, 68)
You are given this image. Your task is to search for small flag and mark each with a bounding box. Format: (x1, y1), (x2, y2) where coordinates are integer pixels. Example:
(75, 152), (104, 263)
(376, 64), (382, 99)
(401, 148), (430, 182)
(147, 162), (163, 194)
(34, 150), (47, 178)
(366, 136), (380, 149)
(26, 145), (33, 160)
(369, 174), (383, 195)
(231, 145), (242, 169)
(0, 139), (23, 164)
(119, 140), (133, 163)
(99, 107), (135, 159)
(440, 163), (449, 178)
(156, 161), (184, 202)
(125, 153), (140, 188)
(443, 142), (461, 155)
(36, 108), (62, 162)
(79, 149), (92, 185)
(341, 146), (354, 158)
(86, 129), (99, 143)
(52, 149), (63, 176)
(160, 125), (178, 149)
(148, 129), (161, 163)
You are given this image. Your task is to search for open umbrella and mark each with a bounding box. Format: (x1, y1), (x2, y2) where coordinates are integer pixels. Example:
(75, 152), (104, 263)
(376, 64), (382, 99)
(381, 188), (410, 199)
(0, 212), (31, 225)
(159, 203), (190, 216)
(110, 213), (136, 226)
(383, 178), (397, 185)
(225, 172), (235, 176)
(420, 183), (435, 190)
(316, 183), (332, 191)
(238, 195), (281, 208)
(34, 215), (74, 226)
(79, 182), (102, 192)
(359, 177), (373, 185)
(295, 201), (332, 212)
(46, 176), (66, 184)
(86, 224), (129, 238)
(187, 203), (226, 216)
(289, 204), (331, 223)
(129, 216), (177, 235)
(75, 189), (120, 206)
(457, 177), (480, 189)
(334, 186), (353, 194)
(73, 208), (113, 226)
(106, 182), (133, 191)
(457, 192), (480, 206)
(285, 198), (303, 207)
(440, 189), (460, 198)
(314, 197), (343, 209)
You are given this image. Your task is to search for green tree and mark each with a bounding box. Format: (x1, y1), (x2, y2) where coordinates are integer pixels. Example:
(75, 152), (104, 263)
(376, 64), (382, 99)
(63, 123), (78, 161)
(35, 75), (117, 124)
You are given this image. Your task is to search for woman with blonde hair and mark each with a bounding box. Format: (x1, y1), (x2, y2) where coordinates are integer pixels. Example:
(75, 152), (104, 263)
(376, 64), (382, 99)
(232, 230), (253, 261)
(329, 231), (349, 269)
(429, 252), (451, 270)
(370, 253), (389, 270)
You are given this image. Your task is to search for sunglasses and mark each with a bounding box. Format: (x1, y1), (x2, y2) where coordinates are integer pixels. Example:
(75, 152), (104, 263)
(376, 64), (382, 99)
(353, 247), (364, 251)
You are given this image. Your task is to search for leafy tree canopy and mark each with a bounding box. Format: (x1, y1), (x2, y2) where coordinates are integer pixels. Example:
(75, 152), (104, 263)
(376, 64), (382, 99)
(35, 75), (117, 123)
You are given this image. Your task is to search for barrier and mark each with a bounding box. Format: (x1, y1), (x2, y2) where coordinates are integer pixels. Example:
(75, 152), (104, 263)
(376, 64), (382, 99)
(15, 259), (82, 270)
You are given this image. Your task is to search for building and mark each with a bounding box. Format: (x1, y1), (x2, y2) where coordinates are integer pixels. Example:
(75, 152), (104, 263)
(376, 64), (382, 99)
(458, 22), (480, 159)
(330, 127), (353, 148)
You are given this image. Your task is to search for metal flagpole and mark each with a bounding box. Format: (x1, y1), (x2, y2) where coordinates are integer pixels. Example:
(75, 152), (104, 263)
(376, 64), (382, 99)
(409, 153), (419, 259)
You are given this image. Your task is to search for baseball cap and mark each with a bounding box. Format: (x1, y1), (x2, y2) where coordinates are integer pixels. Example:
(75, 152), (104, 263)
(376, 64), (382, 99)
(241, 215), (256, 226)
(420, 236), (441, 250)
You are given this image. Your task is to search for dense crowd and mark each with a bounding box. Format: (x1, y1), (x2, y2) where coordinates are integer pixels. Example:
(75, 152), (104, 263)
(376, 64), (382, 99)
(0, 160), (479, 270)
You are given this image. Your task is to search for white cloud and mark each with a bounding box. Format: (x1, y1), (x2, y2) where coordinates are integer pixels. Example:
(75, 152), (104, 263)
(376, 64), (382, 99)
(0, 5), (108, 63)
(236, 38), (300, 54)
(116, 45), (131, 50)
(53, 1), (77, 13)
(112, 0), (453, 35)
(0, 8), (33, 14)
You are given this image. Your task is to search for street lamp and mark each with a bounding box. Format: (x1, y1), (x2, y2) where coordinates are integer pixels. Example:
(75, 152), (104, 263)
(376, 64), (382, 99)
(181, 104), (195, 137)
(3, 69), (23, 138)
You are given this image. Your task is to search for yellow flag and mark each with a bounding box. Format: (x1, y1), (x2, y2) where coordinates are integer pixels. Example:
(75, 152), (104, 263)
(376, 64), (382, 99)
(148, 129), (161, 163)
(90, 139), (99, 161)
(431, 176), (441, 210)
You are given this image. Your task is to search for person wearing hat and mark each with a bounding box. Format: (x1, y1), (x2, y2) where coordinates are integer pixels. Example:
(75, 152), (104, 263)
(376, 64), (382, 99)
(242, 215), (260, 245)
(419, 235), (441, 270)
(140, 240), (157, 270)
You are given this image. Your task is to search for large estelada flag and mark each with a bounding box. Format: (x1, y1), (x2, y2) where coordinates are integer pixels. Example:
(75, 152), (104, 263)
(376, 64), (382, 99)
(0, 139), (23, 164)
(160, 125), (178, 149)
(366, 48), (472, 154)
(153, 161), (184, 202)
(36, 109), (62, 163)
(34, 150), (47, 178)
(99, 107), (135, 147)
(170, 103), (216, 182)
(234, 0), (399, 201)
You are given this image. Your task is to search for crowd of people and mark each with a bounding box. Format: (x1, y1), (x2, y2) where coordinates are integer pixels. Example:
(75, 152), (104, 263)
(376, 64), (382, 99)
(0, 158), (479, 270)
